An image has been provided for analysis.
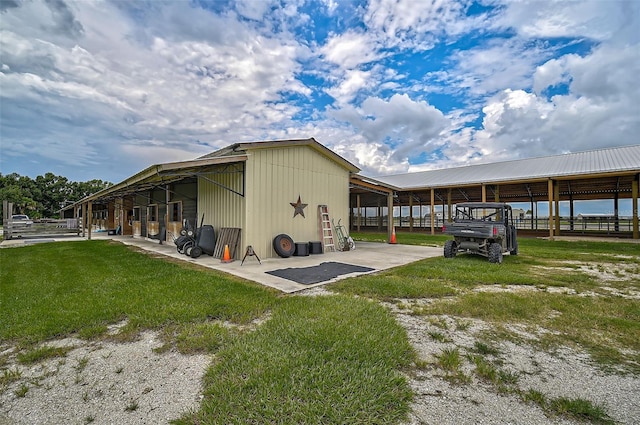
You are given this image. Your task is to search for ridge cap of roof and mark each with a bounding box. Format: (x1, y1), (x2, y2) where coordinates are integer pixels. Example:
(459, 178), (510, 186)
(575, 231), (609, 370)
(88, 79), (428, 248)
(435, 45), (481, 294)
(198, 138), (360, 172)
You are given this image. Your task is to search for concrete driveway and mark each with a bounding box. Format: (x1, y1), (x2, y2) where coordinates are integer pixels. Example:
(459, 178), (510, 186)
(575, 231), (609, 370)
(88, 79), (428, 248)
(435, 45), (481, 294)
(1, 234), (443, 293)
(117, 237), (442, 292)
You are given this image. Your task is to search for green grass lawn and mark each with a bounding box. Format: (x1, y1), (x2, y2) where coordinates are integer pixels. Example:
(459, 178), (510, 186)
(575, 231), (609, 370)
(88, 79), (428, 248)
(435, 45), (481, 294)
(0, 240), (277, 345)
(0, 240), (416, 424)
(2, 235), (639, 423)
(176, 296), (414, 425)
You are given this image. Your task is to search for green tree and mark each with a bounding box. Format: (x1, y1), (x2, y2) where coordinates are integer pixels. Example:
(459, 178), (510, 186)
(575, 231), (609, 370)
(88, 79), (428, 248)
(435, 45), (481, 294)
(35, 173), (71, 218)
(1, 173), (112, 219)
(0, 173), (40, 218)
(71, 179), (112, 200)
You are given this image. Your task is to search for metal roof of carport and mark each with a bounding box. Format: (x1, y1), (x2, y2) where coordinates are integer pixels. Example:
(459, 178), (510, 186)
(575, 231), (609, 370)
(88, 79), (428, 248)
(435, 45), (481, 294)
(372, 144), (640, 190)
(76, 154), (248, 204)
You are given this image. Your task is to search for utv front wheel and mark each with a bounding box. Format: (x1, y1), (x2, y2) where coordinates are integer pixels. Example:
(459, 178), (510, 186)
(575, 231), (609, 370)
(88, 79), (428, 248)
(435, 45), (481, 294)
(444, 240), (457, 258)
(488, 243), (503, 264)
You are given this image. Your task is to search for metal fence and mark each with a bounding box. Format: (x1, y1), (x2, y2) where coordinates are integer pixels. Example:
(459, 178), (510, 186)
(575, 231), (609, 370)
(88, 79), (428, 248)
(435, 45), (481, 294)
(350, 215), (636, 235)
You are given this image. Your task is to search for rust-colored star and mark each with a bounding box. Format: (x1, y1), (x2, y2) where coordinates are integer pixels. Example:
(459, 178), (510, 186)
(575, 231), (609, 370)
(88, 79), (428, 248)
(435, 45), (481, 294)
(290, 195), (308, 218)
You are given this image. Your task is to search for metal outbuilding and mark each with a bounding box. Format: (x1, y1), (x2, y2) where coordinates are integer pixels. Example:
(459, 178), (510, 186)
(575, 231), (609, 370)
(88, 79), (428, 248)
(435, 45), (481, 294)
(72, 139), (359, 259)
(350, 145), (640, 240)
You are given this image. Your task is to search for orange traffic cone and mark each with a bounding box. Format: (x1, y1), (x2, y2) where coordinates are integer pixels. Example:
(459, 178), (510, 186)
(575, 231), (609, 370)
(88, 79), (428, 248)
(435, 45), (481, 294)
(221, 244), (233, 263)
(390, 226), (397, 244)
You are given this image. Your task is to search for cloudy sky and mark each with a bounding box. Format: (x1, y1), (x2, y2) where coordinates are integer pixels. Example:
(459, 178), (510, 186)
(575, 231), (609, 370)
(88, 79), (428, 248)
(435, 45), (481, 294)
(1, 0), (639, 184)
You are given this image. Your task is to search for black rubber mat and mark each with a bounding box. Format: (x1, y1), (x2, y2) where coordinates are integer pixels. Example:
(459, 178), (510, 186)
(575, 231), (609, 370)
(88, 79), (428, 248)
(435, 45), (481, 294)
(266, 261), (375, 285)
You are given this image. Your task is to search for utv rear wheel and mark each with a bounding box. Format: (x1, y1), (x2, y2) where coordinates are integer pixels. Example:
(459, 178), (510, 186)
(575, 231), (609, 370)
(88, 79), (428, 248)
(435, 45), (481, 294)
(444, 240), (457, 258)
(488, 243), (503, 264)
(510, 239), (519, 256)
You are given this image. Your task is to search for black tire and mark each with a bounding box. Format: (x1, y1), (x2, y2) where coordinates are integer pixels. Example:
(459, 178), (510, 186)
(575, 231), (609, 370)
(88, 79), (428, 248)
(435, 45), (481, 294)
(183, 241), (194, 256)
(509, 228), (519, 255)
(488, 243), (503, 264)
(273, 234), (295, 258)
(190, 246), (202, 258)
(444, 240), (457, 258)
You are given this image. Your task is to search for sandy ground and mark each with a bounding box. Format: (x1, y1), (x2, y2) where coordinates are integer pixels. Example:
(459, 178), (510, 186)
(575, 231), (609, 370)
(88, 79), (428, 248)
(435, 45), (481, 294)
(1, 330), (208, 425)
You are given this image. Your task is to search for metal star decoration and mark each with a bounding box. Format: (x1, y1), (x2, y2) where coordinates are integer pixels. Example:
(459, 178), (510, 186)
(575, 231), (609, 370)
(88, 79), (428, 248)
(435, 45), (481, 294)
(290, 195), (308, 218)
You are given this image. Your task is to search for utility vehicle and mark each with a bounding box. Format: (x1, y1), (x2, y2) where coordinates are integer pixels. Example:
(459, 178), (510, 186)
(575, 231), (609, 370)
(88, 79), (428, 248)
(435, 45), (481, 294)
(442, 202), (518, 264)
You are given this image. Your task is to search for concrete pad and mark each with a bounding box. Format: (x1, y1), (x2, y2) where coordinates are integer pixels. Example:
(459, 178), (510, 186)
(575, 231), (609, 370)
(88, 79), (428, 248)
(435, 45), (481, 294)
(113, 238), (442, 293)
(219, 242), (443, 293)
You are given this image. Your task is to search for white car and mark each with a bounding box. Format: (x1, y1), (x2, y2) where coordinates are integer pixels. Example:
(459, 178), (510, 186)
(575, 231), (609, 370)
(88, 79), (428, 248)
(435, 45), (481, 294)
(11, 214), (34, 226)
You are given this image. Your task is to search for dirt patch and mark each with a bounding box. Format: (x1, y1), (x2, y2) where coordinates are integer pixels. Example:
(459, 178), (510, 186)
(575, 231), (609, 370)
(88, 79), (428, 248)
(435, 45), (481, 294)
(532, 259), (639, 283)
(1, 332), (208, 425)
(393, 309), (640, 425)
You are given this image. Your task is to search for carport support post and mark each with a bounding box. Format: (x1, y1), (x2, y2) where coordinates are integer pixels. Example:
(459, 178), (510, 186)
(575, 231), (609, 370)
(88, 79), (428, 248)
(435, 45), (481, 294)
(430, 188), (435, 235)
(633, 177), (638, 239)
(387, 191), (394, 242)
(356, 195), (361, 232)
(165, 184), (170, 243)
(87, 201), (92, 240)
(614, 193), (619, 232)
(481, 184), (487, 202)
(554, 181), (560, 236)
(75, 205), (81, 236)
(81, 203), (87, 238)
(447, 189), (452, 222)
(548, 179), (554, 240)
(409, 195), (413, 232)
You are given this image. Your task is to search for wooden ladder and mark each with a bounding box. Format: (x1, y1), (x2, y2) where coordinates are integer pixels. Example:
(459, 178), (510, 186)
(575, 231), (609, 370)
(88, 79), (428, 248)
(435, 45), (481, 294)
(318, 205), (335, 252)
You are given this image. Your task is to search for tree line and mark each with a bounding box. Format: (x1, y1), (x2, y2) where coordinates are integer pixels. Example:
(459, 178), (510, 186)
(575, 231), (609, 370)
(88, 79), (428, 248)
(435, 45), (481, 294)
(0, 172), (112, 219)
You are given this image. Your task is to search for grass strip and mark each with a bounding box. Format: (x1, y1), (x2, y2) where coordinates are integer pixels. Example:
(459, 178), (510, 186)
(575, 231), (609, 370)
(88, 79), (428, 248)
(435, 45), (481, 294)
(522, 389), (614, 425)
(17, 345), (74, 365)
(176, 295), (415, 425)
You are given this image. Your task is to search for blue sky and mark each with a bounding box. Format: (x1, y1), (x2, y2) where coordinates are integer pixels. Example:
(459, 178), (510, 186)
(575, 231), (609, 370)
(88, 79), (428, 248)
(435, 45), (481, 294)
(1, 0), (639, 190)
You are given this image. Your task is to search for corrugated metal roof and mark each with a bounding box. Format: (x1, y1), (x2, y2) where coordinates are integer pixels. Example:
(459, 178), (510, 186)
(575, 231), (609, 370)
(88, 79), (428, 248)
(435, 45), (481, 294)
(372, 145), (640, 190)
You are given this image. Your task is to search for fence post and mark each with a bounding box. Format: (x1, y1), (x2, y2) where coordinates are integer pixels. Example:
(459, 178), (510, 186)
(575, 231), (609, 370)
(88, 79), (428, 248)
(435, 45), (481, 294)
(2, 201), (13, 239)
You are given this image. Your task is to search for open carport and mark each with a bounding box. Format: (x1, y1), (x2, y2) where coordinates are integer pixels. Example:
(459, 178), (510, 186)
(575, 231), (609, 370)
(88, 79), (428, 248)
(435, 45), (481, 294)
(349, 144), (640, 240)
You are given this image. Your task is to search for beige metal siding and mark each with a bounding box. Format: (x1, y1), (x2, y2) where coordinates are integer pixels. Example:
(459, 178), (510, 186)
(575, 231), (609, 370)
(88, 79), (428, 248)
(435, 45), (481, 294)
(198, 169), (245, 258)
(245, 145), (351, 258)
